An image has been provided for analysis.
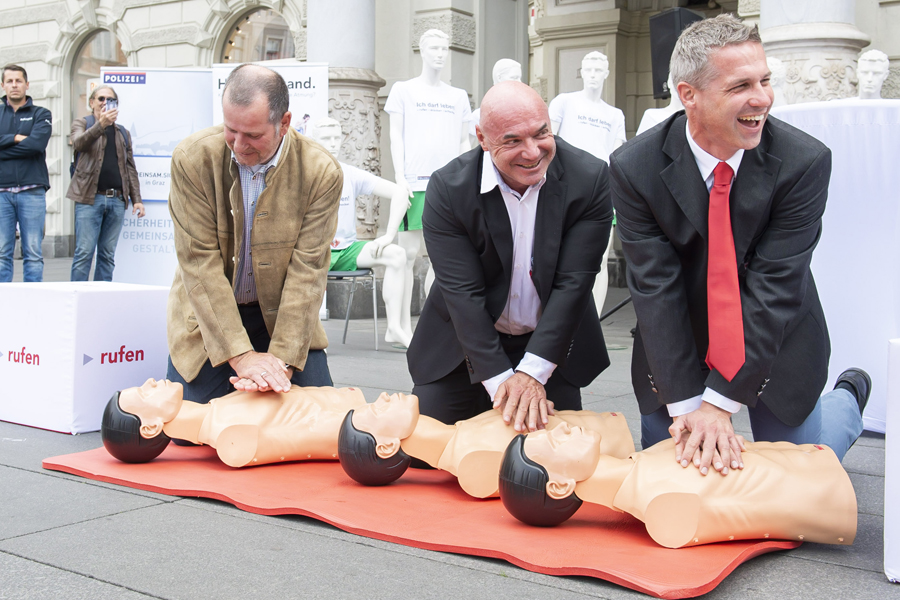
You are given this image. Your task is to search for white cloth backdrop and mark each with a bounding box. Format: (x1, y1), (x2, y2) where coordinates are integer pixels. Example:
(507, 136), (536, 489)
(773, 99), (900, 433)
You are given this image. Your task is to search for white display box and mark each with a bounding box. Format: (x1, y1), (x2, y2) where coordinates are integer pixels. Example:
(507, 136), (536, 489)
(885, 339), (900, 582)
(0, 282), (169, 434)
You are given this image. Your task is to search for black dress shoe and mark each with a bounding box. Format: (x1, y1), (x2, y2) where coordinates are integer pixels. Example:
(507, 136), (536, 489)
(834, 368), (872, 414)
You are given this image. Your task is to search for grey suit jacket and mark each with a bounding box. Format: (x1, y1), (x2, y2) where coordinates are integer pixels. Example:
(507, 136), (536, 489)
(611, 113), (831, 426)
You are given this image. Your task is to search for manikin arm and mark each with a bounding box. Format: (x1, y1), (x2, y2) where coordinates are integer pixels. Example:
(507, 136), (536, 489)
(551, 120), (561, 135)
(389, 113), (414, 199)
(369, 178), (412, 256)
(459, 121), (471, 153)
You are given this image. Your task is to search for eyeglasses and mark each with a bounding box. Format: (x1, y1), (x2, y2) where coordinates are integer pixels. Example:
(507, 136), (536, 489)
(95, 96), (116, 102)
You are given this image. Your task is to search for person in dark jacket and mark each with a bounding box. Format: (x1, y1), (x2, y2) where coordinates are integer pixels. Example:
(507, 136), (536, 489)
(67, 85), (144, 281)
(0, 64), (51, 282)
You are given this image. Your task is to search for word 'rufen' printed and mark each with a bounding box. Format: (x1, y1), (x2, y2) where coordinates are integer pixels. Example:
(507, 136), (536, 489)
(7, 347), (39, 365)
(101, 345), (145, 364)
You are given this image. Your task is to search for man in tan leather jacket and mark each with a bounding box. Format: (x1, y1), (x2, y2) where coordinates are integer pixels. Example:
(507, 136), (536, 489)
(165, 64), (342, 411)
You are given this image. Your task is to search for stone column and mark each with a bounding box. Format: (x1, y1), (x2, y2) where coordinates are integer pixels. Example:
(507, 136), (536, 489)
(307, 0), (386, 239)
(760, 0), (870, 103)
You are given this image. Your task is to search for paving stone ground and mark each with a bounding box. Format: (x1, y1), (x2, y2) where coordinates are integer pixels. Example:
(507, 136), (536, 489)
(2, 258), (897, 599)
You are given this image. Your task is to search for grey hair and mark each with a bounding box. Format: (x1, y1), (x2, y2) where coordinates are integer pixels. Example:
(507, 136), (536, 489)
(222, 64), (290, 125)
(859, 49), (889, 68)
(419, 28), (449, 48)
(670, 14), (761, 90)
(89, 85), (117, 102)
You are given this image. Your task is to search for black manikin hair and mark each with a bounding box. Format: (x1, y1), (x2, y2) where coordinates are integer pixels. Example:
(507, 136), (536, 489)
(498, 434), (583, 527)
(337, 410), (411, 486)
(101, 391), (170, 463)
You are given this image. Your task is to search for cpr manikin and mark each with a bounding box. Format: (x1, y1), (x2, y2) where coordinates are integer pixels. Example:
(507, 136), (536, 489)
(102, 378), (406, 468)
(499, 423), (857, 549)
(338, 395), (634, 498)
(310, 118), (414, 347)
(548, 51), (625, 315)
(857, 49), (889, 100)
(767, 57), (787, 108)
(468, 59), (523, 146)
(384, 29), (471, 298)
(636, 74), (685, 135)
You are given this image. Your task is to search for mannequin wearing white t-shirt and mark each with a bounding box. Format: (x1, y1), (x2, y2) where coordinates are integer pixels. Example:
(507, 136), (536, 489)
(548, 51), (625, 316)
(468, 59), (523, 147)
(311, 118), (414, 348)
(386, 29), (471, 304)
(636, 74), (685, 136)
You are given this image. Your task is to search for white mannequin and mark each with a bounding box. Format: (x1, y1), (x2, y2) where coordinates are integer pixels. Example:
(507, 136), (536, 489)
(548, 51), (625, 316)
(767, 57), (787, 108)
(468, 59), (523, 146)
(385, 29), (471, 301)
(857, 49), (889, 100)
(636, 74), (685, 135)
(310, 118), (414, 348)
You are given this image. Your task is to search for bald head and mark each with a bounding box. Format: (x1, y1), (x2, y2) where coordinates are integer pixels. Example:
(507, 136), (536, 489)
(223, 64), (289, 125)
(476, 81), (555, 194)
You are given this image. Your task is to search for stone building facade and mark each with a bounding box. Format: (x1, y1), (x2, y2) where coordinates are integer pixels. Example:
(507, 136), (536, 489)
(1, 0), (896, 260)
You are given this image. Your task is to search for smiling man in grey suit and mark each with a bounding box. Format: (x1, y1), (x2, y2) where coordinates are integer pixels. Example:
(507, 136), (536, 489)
(407, 80), (612, 434)
(611, 14), (869, 475)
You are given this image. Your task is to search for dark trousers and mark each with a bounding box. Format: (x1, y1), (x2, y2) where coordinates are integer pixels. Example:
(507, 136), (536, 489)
(166, 303), (333, 405)
(412, 332), (581, 425)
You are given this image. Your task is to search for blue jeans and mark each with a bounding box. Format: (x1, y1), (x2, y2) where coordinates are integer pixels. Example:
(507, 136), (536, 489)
(0, 188), (46, 282)
(71, 194), (126, 281)
(166, 303), (333, 404)
(641, 388), (863, 462)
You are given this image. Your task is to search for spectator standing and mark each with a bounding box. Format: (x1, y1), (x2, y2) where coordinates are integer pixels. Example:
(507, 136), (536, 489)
(68, 85), (144, 281)
(0, 64), (52, 282)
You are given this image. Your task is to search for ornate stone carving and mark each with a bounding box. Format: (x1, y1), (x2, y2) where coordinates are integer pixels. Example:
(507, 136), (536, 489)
(0, 43), (50, 66)
(532, 0), (546, 18)
(131, 25), (208, 49)
(327, 67), (387, 239)
(738, 0), (761, 16)
(883, 65), (900, 100)
(780, 56), (857, 102)
(0, 5), (68, 28)
(79, 0), (99, 29)
(412, 13), (476, 53)
(530, 77), (549, 103)
(293, 27), (307, 60)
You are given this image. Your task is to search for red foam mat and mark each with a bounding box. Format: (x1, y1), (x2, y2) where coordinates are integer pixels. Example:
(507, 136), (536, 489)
(43, 445), (798, 598)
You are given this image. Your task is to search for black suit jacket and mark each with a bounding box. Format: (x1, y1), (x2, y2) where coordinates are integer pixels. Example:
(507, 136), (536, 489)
(611, 113), (831, 426)
(408, 138), (613, 390)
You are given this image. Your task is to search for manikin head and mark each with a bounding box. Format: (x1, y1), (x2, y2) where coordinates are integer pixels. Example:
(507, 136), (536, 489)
(492, 59), (523, 85)
(476, 81), (556, 195)
(102, 379), (184, 463)
(857, 49), (889, 99)
(222, 64), (292, 167)
(670, 14), (772, 161)
(580, 51), (609, 93)
(309, 117), (343, 157)
(498, 426), (599, 527)
(338, 393), (420, 486)
(419, 29), (450, 73)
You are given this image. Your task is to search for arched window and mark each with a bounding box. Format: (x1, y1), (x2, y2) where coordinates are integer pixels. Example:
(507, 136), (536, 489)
(221, 9), (296, 63)
(70, 30), (127, 124)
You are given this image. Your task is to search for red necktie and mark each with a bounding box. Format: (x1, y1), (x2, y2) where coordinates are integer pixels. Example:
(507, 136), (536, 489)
(706, 161), (744, 381)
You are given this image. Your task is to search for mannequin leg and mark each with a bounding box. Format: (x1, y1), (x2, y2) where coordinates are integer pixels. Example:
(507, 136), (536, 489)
(397, 230), (422, 334)
(357, 242), (413, 347)
(591, 229), (614, 315)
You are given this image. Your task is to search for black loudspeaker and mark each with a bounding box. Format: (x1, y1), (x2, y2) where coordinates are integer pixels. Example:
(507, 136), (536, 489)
(649, 8), (704, 99)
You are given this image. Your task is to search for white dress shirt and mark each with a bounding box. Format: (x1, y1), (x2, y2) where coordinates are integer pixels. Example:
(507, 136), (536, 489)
(478, 151), (557, 402)
(666, 122), (745, 417)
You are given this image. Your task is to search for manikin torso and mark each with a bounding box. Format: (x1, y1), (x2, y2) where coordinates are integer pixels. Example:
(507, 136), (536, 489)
(576, 439), (857, 548)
